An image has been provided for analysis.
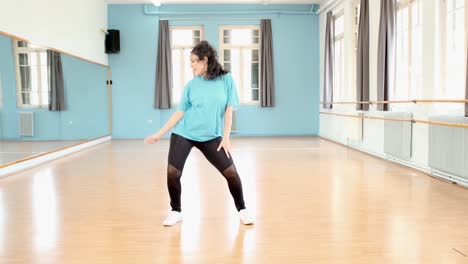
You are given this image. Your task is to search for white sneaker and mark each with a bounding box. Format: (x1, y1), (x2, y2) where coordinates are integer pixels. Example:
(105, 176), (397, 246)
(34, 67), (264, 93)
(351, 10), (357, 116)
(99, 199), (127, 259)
(239, 209), (254, 225)
(163, 211), (183, 226)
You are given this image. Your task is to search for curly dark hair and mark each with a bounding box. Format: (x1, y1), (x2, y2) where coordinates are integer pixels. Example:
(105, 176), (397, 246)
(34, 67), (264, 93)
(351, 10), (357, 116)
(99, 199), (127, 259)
(191, 40), (228, 80)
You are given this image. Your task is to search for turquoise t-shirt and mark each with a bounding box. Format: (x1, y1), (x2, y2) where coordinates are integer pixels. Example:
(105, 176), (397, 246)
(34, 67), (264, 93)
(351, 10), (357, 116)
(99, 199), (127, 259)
(173, 73), (240, 142)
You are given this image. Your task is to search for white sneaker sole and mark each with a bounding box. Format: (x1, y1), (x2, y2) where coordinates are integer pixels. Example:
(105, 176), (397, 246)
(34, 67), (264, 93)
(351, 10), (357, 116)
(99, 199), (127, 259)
(241, 221), (254, 225)
(163, 218), (183, 226)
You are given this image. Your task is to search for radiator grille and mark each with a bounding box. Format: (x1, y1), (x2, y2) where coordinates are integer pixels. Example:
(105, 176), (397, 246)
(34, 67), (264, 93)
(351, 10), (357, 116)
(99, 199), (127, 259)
(384, 112), (412, 159)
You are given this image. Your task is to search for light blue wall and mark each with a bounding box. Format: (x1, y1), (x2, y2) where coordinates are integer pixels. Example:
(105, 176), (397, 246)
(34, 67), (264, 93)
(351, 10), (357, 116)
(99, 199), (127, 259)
(60, 56), (110, 140)
(108, 4), (320, 138)
(0, 34), (110, 140)
(0, 34), (18, 138)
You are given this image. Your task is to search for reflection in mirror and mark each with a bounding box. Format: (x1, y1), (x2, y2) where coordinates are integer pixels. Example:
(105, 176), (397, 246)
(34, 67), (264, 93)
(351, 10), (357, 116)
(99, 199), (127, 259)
(0, 33), (110, 166)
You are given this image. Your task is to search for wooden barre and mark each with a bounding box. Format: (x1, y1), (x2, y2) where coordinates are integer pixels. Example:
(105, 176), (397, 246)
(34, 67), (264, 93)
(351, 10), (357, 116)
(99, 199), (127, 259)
(320, 112), (468, 129)
(321, 99), (468, 105)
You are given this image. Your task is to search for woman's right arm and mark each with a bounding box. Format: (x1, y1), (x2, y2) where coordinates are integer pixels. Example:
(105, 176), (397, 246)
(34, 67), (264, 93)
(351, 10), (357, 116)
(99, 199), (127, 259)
(144, 110), (185, 144)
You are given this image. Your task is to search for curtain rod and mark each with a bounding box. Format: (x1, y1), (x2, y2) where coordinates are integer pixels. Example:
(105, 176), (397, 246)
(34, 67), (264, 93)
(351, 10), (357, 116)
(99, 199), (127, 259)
(159, 17), (269, 20)
(148, 11), (318, 16)
(144, 5), (319, 16)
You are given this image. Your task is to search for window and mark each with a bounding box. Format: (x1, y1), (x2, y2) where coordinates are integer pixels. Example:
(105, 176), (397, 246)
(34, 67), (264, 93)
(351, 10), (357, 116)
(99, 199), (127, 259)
(353, 1), (361, 98)
(14, 40), (49, 107)
(333, 13), (345, 102)
(395, 0), (422, 101)
(353, 1), (361, 52)
(440, 0), (465, 100)
(219, 26), (260, 104)
(170, 26), (203, 104)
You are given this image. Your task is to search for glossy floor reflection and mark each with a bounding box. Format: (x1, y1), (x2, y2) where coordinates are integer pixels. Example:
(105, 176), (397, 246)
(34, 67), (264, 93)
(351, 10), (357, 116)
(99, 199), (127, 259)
(0, 137), (467, 263)
(0, 140), (82, 165)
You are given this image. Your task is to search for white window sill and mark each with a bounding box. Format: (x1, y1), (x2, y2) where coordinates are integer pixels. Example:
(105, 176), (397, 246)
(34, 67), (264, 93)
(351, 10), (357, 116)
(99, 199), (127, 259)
(240, 101), (260, 106)
(18, 105), (48, 109)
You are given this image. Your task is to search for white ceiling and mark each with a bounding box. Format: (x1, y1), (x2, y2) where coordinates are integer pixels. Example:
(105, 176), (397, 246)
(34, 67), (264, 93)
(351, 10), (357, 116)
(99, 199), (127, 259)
(106, 0), (322, 4)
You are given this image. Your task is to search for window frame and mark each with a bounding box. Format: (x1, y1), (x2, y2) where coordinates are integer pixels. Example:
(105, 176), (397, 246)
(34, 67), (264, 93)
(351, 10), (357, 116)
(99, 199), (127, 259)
(394, 0), (423, 102)
(13, 40), (49, 108)
(438, 0), (466, 100)
(352, 0), (360, 101)
(333, 12), (345, 102)
(219, 25), (261, 105)
(169, 25), (204, 105)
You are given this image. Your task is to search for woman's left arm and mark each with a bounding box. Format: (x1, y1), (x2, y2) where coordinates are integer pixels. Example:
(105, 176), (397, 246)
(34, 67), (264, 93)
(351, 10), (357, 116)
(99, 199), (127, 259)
(217, 106), (234, 158)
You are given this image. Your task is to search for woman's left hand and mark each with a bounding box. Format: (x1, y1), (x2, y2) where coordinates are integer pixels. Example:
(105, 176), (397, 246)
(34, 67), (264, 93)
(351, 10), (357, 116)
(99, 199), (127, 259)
(217, 138), (232, 158)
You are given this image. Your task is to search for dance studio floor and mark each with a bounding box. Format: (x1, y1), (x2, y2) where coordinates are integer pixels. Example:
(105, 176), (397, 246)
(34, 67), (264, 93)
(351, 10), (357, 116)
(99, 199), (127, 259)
(0, 137), (467, 263)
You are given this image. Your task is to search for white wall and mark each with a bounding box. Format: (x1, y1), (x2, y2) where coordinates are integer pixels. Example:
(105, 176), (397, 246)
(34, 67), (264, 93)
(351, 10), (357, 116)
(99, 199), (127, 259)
(319, 0), (467, 174)
(0, 0), (108, 65)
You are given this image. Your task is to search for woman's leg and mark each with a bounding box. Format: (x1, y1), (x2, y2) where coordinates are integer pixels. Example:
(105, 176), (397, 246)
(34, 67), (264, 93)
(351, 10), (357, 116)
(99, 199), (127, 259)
(195, 137), (246, 211)
(167, 133), (194, 212)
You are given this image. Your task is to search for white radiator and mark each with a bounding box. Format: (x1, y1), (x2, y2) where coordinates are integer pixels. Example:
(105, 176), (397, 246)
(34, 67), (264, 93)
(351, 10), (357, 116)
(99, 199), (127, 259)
(18, 112), (34, 136)
(346, 112), (363, 142)
(384, 112), (412, 159)
(231, 108), (238, 133)
(428, 115), (468, 183)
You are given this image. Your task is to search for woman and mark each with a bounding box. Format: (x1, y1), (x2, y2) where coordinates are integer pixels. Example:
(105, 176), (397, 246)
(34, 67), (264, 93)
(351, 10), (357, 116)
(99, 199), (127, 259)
(144, 41), (254, 226)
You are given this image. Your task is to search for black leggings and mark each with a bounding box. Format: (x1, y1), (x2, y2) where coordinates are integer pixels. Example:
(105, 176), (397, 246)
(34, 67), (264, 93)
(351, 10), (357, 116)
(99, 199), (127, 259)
(167, 133), (246, 212)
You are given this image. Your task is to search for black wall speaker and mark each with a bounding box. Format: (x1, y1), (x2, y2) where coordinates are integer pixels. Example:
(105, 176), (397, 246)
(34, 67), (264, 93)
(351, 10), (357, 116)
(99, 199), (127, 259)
(105, 29), (120, 54)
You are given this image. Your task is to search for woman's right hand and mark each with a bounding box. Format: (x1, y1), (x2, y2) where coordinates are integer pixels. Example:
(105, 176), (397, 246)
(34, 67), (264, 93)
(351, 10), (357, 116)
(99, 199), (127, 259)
(144, 133), (161, 144)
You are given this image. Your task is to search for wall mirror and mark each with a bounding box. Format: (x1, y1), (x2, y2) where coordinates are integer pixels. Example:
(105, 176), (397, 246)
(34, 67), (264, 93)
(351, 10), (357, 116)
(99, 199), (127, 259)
(0, 31), (111, 168)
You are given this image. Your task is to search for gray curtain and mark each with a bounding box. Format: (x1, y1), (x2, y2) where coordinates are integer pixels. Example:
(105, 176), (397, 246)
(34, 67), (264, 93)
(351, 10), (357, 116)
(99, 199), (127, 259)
(356, 0), (369, 111)
(47, 50), (66, 111)
(377, 0), (396, 111)
(323, 11), (334, 109)
(260, 19), (275, 107)
(155, 20), (172, 109)
(465, 49), (468, 117)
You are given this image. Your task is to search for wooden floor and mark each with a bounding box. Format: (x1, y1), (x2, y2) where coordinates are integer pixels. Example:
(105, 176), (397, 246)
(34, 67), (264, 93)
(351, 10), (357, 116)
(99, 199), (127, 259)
(0, 137), (467, 263)
(0, 140), (82, 165)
